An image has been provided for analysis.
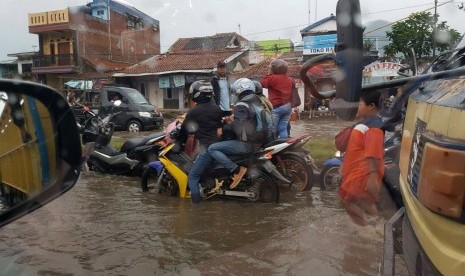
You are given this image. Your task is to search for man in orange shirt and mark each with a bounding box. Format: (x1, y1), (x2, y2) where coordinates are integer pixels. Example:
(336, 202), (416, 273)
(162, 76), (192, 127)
(339, 91), (384, 226)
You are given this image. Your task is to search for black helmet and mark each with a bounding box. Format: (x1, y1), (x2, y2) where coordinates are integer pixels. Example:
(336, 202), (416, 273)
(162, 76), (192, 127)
(189, 80), (213, 103)
(253, 80), (263, 95)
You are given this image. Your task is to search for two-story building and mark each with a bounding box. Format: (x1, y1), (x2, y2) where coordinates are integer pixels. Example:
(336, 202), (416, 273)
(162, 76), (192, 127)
(28, 0), (160, 91)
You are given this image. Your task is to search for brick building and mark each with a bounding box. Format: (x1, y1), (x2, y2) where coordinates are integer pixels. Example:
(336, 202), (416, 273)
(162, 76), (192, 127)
(28, 0), (160, 91)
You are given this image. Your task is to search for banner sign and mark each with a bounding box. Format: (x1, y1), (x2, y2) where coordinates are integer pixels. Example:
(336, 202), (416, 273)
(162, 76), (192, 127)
(173, 75), (185, 87)
(159, 76), (170, 88)
(303, 34), (337, 55)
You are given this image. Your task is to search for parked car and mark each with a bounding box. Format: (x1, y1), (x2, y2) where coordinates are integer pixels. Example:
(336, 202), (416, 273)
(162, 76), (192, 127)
(98, 86), (163, 132)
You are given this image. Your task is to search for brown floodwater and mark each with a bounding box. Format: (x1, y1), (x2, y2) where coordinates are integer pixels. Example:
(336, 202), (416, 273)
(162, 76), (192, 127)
(0, 117), (406, 275)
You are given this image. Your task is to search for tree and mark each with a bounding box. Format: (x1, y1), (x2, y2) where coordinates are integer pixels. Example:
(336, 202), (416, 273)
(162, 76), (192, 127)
(363, 39), (375, 52)
(383, 12), (461, 62)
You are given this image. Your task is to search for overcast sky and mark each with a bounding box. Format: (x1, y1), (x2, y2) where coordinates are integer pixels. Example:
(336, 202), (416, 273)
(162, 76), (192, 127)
(1, 0), (464, 60)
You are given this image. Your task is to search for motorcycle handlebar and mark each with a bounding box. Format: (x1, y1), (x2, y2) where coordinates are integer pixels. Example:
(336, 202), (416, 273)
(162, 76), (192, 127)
(299, 53), (336, 99)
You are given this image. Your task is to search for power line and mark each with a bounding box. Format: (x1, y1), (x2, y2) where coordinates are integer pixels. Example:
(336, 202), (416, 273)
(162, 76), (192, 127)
(364, 0), (454, 35)
(242, 2), (453, 37)
(363, 2), (445, 15)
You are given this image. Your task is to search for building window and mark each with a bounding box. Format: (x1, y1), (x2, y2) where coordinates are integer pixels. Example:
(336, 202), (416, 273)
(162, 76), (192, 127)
(127, 14), (144, 30)
(97, 10), (104, 16)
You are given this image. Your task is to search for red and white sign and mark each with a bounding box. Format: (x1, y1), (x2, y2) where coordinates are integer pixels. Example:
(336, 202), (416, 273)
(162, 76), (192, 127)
(363, 62), (403, 77)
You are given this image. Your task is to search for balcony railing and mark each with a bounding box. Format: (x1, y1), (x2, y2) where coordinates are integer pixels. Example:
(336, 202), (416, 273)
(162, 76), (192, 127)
(32, 54), (77, 67)
(29, 8), (69, 27)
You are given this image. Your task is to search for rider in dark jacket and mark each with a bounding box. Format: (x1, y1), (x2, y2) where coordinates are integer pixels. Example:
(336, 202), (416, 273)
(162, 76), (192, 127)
(182, 81), (223, 203)
(208, 78), (264, 189)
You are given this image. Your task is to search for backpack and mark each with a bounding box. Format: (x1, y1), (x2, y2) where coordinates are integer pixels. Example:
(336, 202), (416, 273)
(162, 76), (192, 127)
(334, 126), (353, 152)
(335, 117), (384, 152)
(290, 81), (301, 108)
(253, 101), (275, 146)
(236, 95), (275, 146)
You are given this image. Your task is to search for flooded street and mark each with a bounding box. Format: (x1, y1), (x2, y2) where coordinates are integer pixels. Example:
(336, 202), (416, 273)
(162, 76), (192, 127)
(0, 118), (403, 275)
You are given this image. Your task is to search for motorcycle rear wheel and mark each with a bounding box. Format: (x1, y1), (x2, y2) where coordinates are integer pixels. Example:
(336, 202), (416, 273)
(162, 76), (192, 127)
(276, 154), (314, 192)
(319, 165), (342, 190)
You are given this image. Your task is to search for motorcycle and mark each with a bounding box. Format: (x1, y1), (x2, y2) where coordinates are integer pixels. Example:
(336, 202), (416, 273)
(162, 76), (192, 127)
(319, 129), (402, 190)
(266, 133), (318, 192)
(141, 140), (292, 203)
(82, 100), (165, 176)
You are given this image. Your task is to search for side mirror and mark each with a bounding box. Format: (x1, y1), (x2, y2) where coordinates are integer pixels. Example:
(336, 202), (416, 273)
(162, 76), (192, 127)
(333, 0), (363, 120)
(0, 79), (82, 228)
(114, 100), (122, 106)
(300, 0), (363, 120)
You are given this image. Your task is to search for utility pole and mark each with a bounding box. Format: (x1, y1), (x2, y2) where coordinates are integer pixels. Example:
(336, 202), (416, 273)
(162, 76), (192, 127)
(108, 0), (112, 61)
(315, 0), (318, 22)
(308, 0), (311, 24)
(432, 0), (438, 57)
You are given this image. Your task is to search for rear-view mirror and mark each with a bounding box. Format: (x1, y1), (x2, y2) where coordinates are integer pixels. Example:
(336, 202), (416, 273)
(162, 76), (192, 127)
(299, 0), (363, 121)
(333, 0), (363, 120)
(0, 79), (82, 228)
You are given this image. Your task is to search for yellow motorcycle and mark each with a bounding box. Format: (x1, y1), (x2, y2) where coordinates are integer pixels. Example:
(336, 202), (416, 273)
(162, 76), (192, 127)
(141, 142), (291, 203)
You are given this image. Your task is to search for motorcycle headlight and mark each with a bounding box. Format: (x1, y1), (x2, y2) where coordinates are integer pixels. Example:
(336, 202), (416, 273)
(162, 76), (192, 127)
(139, 112), (151, 118)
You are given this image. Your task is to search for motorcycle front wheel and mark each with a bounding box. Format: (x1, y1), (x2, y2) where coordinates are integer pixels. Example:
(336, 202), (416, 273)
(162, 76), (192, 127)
(141, 166), (178, 196)
(319, 165), (342, 190)
(246, 173), (279, 203)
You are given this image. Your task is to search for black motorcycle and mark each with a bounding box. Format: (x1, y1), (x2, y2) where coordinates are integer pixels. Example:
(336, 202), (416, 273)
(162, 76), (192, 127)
(81, 100), (165, 176)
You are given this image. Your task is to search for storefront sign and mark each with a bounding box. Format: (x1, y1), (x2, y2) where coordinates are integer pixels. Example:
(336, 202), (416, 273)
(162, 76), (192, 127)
(159, 76), (170, 88)
(303, 34), (337, 55)
(363, 62), (403, 77)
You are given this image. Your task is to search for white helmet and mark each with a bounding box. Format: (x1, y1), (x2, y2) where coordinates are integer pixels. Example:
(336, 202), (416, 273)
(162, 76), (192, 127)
(232, 78), (255, 97)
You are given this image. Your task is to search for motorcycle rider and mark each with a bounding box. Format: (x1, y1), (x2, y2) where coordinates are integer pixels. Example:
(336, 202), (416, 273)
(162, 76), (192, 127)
(181, 81), (223, 203)
(208, 78), (269, 189)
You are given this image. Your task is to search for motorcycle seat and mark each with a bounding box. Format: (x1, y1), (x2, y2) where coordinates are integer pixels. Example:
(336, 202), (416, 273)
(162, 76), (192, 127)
(121, 131), (165, 153)
(263, 137), (289, 147)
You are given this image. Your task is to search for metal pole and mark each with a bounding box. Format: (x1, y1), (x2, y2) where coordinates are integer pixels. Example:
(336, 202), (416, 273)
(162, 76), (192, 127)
(432, 0), (438, 57)
(308, 0), (311, 24)
(315, 0), (318, 22)
(108, 0), (112, 60)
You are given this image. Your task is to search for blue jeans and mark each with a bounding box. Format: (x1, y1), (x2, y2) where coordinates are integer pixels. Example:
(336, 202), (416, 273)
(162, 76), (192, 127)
(187, 145), (212, 203)
(272, 103), (292, 138)
(208, 140), (256, 173)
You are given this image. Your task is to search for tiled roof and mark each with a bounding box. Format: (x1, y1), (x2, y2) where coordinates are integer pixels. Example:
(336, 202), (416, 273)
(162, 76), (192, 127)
(118, 51), (241, 75)
(232, 58), (302, 80)
(82, 56), (130, 72)
(169, 32), (248, 54)
(300, 15), (336, 34)
(64, 72), (116, 79)
(232, 52), (304, 80)
(280, 51), (304, 63)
